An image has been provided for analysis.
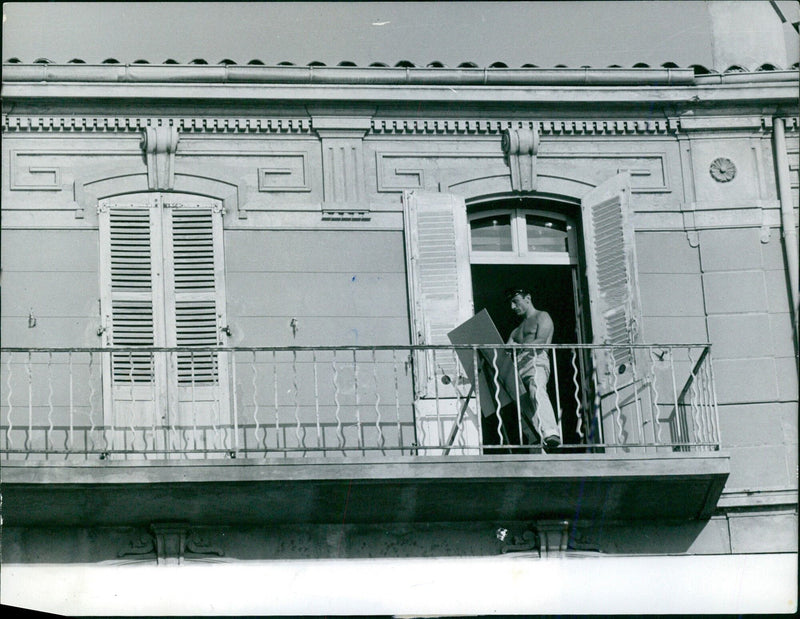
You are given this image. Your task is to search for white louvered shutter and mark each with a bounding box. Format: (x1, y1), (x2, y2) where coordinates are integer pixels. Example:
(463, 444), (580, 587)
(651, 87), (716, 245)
(99, 196), (164, 384)
(163, 201), (226, 383)
(161, 196), (229, 427)
(581, 172), (642, 387)
(403, 190), (474, 398)
(99, 195), (167, 436)
(100, 193), (229, 434)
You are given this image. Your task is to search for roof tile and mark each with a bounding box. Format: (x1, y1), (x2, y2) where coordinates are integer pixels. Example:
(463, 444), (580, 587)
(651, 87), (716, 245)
(2, 57), (795, 74)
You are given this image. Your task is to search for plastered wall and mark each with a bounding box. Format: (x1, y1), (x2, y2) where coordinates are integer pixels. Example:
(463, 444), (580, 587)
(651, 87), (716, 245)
(2, 111), (797, 509)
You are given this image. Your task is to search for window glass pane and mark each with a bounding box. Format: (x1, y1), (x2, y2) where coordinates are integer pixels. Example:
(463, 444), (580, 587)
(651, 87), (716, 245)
(470, 214), (512, 251)
(526, 215), (569, 253)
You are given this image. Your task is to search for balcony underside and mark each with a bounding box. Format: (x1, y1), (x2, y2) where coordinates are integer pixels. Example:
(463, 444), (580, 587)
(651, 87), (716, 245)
(2, 453), (729, 526)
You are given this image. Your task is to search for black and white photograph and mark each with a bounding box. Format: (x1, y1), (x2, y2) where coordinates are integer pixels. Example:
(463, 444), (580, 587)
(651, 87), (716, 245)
(1, 1), (798, 615)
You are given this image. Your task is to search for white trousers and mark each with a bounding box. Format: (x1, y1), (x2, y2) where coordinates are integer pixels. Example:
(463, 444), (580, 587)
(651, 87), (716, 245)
(517, 352), (561, 441)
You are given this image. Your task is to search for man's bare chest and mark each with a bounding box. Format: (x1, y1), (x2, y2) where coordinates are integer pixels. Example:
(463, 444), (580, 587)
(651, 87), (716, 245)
(511, 314), (541, 342)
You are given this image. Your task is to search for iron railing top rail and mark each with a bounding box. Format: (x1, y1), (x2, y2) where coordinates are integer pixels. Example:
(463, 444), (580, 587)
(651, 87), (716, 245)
(0, 343), (713, 353)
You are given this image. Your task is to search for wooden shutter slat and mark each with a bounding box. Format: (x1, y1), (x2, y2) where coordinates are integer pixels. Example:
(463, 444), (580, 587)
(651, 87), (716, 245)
(109, 209), (153, 295)
(174, 299), (219, 382)
(170, 209), (217, 294)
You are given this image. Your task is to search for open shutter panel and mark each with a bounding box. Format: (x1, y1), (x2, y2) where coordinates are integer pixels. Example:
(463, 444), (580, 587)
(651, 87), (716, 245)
(100, 201), (161, 383)
(581, 172), (642, 385)
(403, 190), (473, 397)
(163, 200), (226, 385)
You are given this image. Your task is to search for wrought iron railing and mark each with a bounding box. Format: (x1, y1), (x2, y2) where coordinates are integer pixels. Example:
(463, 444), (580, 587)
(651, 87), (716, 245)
(0, 344), (720, 460)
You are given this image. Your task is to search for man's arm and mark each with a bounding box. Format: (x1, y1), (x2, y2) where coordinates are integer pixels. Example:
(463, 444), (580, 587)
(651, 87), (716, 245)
(533, 311), (554, 345)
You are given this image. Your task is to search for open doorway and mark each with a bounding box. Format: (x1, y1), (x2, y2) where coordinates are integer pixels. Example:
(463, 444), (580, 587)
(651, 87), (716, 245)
(471, 264), (585, 448)
(467, 202), (590, 450)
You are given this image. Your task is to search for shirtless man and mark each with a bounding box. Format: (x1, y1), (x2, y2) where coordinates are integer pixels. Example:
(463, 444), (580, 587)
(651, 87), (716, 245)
(505, 287), (561, 448)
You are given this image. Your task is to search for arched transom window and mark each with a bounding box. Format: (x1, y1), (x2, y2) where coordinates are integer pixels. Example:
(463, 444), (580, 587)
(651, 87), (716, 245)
(469, 209), (578, 265)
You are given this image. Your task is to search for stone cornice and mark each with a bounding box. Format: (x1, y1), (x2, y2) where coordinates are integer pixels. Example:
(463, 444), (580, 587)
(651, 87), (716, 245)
(2, 115), (677, 136)
(2, 71), (796, 105)
(371, 118), (678, 135)
(675, 115), (799, 133)
(3, 114), (796, 136)
(1, 115), (312, 134)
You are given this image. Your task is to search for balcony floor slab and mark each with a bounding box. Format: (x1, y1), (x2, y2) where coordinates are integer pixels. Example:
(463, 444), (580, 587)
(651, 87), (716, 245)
(0, 452), (730, 526)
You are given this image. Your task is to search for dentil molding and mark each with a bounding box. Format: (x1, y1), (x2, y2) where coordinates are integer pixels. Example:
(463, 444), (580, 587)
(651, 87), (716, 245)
(5, 115), (797, 136)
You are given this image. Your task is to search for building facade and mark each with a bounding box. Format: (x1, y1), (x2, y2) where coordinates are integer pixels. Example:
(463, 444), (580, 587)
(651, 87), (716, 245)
(1, 9), (798, 614)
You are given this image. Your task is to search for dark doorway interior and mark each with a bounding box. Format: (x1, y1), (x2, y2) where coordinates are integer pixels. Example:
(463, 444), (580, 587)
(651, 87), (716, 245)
(471, 264), (585, 449)
(471, 265), (576, 343)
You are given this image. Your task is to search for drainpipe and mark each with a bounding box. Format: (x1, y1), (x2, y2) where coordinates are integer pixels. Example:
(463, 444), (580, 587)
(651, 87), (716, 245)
(772, 117), (800, 353)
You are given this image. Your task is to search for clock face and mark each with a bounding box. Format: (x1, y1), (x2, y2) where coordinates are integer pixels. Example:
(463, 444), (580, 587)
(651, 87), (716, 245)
(709, 157), (736, 182)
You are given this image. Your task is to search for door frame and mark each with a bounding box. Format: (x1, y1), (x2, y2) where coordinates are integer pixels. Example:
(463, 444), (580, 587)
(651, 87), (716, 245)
(466, 194), (594, 445)
(98, 191), (231, 452)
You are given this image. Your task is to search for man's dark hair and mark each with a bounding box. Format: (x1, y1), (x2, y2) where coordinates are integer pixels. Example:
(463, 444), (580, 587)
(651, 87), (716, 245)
(504, 287), (532, 301)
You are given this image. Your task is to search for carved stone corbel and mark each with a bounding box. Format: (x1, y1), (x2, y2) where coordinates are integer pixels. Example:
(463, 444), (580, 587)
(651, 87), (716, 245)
(151, 522), (189, 566)
(500, 521), (602, 557)
(141, 125), (180, 190)
(534, 520), (571, 557)
(502, 126), (540, 192)
(117, 524), (225, 566)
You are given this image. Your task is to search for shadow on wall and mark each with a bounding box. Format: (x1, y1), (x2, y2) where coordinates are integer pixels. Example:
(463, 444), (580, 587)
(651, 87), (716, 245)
(1, 518), (720, 563)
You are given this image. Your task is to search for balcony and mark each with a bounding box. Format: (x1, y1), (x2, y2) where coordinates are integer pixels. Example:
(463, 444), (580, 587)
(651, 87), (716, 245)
(1, 344), (729, 526)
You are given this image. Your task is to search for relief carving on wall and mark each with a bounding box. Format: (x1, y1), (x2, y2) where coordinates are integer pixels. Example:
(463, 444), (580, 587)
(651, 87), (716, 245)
(502, 126), (540, 192)
(498, 521), (602, 557)
(141, 125), (180, 190)
(9, 152), (62, 191)
(709, 157), (736, 183)
(117, 523), (225, 566)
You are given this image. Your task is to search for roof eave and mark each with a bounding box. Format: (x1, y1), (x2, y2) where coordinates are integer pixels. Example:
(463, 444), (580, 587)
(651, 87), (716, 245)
(2, 65), (797, 107)
(3, 63), (698, 86)
(3, 82), (798, 107)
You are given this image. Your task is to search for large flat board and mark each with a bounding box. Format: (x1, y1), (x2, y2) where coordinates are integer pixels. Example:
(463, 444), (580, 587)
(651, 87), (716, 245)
(447, 309), (524, 416)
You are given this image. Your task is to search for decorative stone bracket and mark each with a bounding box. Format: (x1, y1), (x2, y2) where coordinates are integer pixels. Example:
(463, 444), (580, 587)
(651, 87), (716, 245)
(313, 116), (371, 214)
(502, 126), (540, 192)
(500, 520), (602, 558)
(142, 126), (180, 190)
(117, 522), (224, 566)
